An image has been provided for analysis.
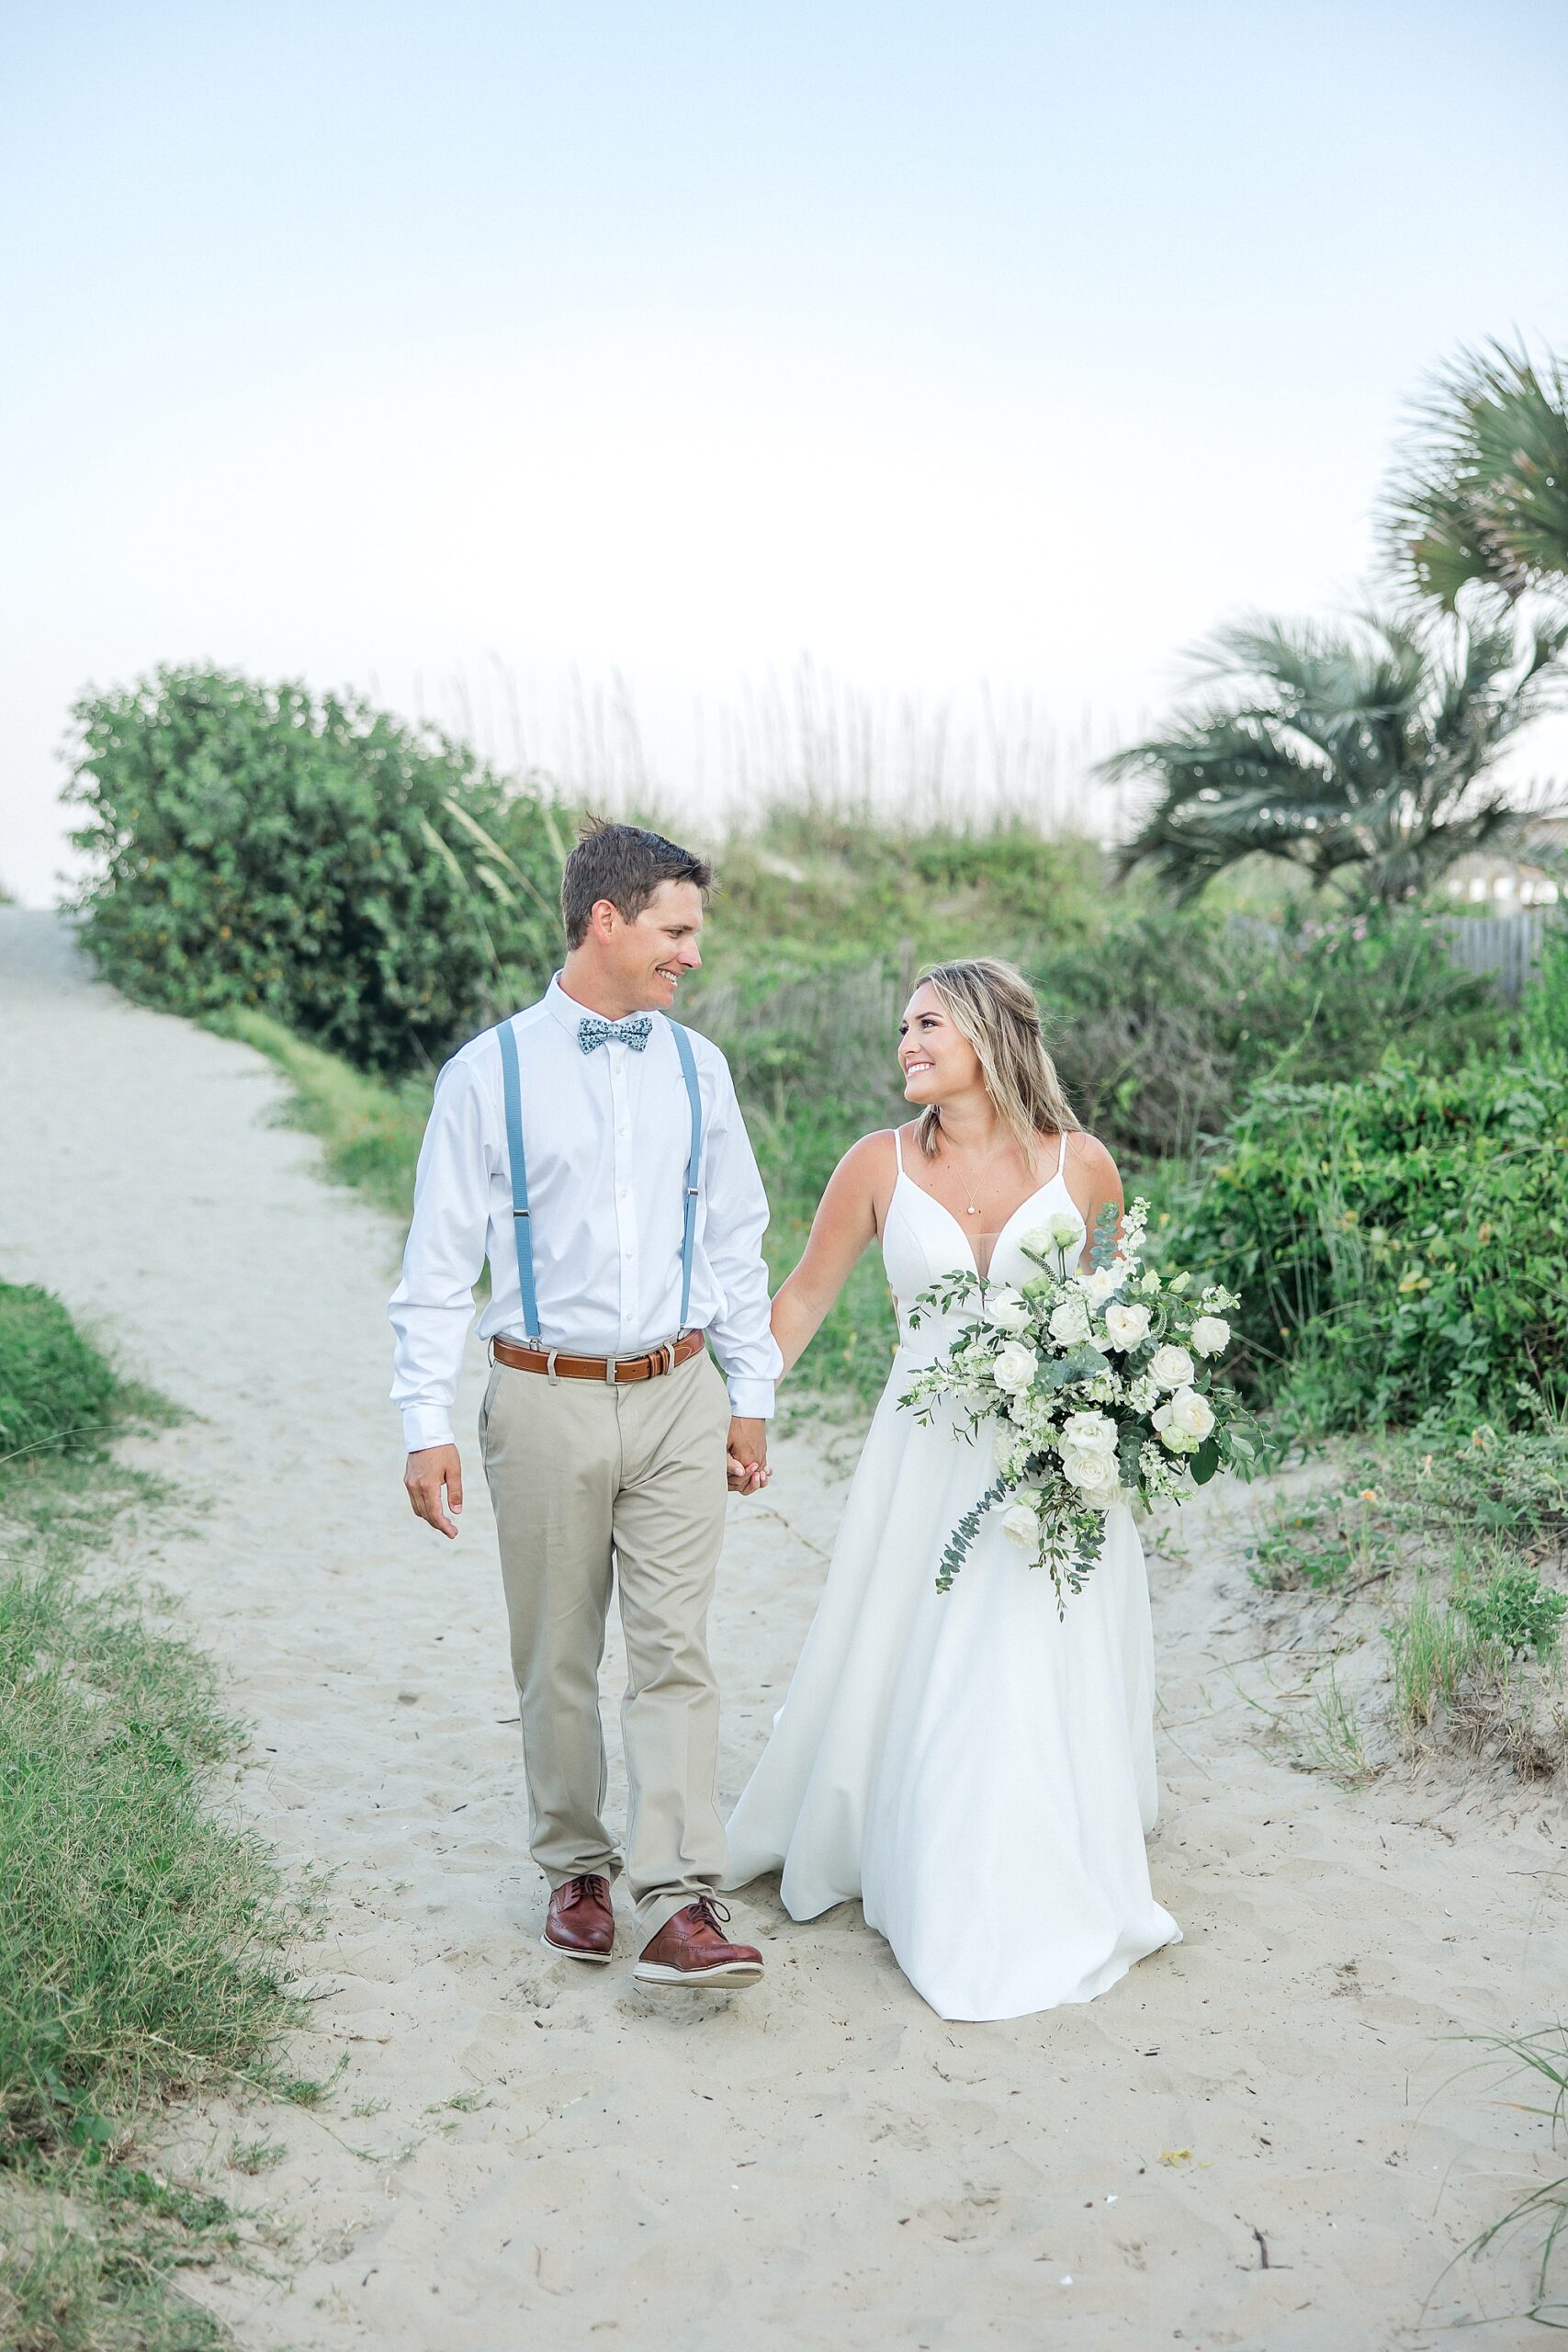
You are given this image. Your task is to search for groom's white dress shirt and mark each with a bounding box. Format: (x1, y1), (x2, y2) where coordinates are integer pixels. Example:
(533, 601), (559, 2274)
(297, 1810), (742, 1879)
(389, 976), (782, 1453)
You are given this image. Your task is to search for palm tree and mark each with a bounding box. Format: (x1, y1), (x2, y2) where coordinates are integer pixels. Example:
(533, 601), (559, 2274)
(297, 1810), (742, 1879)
(1381, 340), (1568, 611)
(1104, 608), (1566, 905)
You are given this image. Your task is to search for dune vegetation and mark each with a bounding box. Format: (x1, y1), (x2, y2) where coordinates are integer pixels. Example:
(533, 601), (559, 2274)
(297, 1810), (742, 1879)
(0, 1287), (313, 2349)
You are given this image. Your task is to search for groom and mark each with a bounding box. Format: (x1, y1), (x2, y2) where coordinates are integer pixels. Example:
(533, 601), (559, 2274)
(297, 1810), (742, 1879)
(389, 820), (781, 1990)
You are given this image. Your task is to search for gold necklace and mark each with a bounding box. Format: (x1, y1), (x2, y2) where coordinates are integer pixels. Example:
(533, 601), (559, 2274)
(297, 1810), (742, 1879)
(942, 1120), (1004, 1217)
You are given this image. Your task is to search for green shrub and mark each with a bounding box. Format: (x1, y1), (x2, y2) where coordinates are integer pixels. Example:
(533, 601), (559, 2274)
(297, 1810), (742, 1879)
(1522, 917), (1568, 1058)
(1029, 904), (1512, 1162)
(66, 666), (569, 1075)
(1361, 1424), (1568, 1558)
(1456, 1562), (1567, 1660)
(1164, 1054), (1568, 1430)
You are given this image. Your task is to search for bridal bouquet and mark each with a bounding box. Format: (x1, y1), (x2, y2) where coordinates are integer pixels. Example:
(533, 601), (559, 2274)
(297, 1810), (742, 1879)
(899, 1198), (1260, 1605)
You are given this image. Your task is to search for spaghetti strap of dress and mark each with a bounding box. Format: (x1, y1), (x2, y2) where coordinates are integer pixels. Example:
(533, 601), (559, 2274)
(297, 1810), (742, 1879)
(893, 1125), (906, 1176)
(1055, 1130), (1068, 1179)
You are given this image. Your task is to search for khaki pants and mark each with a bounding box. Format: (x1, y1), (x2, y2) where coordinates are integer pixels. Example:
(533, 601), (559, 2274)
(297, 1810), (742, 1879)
(479, 1346), (732, 1938)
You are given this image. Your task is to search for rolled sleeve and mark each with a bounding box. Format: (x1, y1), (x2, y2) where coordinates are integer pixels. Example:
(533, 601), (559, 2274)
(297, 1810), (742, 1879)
(724, 1375), (777, 1419)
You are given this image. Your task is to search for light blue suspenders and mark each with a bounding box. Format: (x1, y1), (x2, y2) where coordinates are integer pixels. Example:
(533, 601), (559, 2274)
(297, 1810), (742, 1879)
(494, 1015), (704, 1350)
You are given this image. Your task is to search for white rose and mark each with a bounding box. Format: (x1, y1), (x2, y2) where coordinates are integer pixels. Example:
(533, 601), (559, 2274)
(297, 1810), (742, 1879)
(1190, 1315), (1230, 1358)
(992, 1340), (1038, 1394)
(983, 1284), (1032, 1335)
(1152, 1385), (1214, 1452)
(1060, 1444), (1122, 1507)
(1048, 1294), (1091, 1347)
(1077, 1262), (1127, 1309)
(1000, 1498), (1040, 1545)
(1058, 1408), (1118, 1456)
(1047, 1210), (1082, 1250)
(1103, 1300), (1152, 1352)
(1148, 1343), (1195, 1392)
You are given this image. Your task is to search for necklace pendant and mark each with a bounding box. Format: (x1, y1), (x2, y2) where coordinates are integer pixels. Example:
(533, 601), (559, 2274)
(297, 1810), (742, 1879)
(966, 1204), (980, 1216)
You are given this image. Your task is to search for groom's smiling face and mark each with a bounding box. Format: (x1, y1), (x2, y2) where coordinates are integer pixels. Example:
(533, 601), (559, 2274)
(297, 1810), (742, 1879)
(603, 879), (705, 1014)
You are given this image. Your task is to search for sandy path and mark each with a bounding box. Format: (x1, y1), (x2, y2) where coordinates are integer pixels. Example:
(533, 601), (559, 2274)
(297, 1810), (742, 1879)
(3, 905), (1564, 2350)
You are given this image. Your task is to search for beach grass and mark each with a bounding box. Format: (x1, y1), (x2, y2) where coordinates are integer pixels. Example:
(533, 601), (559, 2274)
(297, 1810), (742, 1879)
(1387, 1576), (1478, 1732)
(1436, 2028), (1568, 2326)
(0, 1285), (311, 2349)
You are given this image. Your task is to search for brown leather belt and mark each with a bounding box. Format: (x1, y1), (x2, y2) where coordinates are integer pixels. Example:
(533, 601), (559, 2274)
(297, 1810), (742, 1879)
(491, 1328), (707, 1384)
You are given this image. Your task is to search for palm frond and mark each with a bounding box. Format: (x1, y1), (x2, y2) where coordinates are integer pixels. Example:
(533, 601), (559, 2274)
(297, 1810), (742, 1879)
(1381, 339), (1568, 609)
(1106, 601), (1565, 904)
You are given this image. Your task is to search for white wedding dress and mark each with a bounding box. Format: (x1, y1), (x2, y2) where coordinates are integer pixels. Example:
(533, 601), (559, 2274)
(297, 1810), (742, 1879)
(726, 1130), (1181, 2021)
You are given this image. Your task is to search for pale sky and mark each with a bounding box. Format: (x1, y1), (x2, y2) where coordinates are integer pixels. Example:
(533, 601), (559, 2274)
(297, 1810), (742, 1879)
(5, 1), (1567, 903)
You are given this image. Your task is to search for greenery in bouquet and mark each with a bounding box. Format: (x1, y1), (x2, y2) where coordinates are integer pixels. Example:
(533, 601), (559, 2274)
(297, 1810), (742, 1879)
(899, 1197), (1260, 1605)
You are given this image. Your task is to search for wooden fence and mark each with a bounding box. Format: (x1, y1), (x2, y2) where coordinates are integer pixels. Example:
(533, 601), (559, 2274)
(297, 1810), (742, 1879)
(1438, 912), (1554, 1003)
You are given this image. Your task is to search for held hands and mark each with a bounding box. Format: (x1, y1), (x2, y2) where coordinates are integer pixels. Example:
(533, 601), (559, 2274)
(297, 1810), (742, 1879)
(727, 1416), (771, 1495)
(405, 1443), (464, 1539)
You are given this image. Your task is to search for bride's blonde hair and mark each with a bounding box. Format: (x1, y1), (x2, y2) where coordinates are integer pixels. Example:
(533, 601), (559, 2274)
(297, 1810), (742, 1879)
(913, 957), (1078, 1168)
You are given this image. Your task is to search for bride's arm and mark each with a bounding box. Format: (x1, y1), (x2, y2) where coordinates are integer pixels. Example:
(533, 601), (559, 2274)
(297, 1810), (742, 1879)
(770, 1133), (888, 1379)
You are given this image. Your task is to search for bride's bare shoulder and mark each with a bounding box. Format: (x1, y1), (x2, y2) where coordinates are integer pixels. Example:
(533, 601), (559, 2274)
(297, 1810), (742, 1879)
(829, 1127), (906, 1223)
(1057, 1128), (1122, 1188)
(836, 1126), (904, 1186)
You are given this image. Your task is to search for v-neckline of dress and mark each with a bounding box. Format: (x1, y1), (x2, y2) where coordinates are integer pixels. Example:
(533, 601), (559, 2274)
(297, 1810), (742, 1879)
(895, 1170), (1061, 1283)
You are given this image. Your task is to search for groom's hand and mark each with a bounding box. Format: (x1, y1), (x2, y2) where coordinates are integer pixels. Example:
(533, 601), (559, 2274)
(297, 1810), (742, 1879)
(727, 1417), (770, 1495)
(405, 1444), (464, 1539)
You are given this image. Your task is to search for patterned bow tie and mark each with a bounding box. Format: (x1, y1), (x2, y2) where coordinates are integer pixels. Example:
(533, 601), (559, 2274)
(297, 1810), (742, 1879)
(578, 1012), (654, 1054)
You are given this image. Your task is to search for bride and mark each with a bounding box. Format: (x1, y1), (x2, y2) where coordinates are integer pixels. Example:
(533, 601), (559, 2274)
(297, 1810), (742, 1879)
(725, 956), (1180, 2022)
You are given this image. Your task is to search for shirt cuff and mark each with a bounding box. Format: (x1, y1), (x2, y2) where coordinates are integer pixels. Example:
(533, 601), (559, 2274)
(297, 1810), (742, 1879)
(401, 1405), (457, 1453)
(726, 1377), (775, 1420)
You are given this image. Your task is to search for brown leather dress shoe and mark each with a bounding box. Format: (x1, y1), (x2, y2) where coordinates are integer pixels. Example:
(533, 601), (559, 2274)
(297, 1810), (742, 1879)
(542, 1873), (615, 1963)
(634, 1896), (763, 1989)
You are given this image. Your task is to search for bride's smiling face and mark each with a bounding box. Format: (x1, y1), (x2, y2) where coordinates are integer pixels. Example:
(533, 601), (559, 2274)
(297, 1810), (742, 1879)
(897, 984), (982, 1102)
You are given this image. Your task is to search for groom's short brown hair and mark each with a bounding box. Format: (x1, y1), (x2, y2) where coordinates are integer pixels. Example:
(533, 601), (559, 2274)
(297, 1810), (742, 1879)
(560, 818), (714, 948)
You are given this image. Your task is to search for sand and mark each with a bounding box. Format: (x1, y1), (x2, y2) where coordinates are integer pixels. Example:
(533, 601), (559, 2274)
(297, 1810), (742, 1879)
(2, 902), (1564, 2351)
